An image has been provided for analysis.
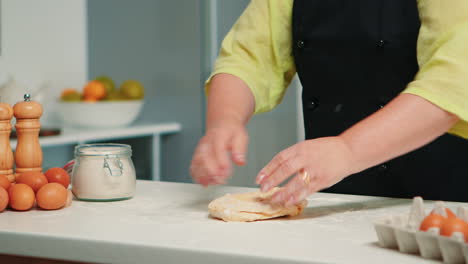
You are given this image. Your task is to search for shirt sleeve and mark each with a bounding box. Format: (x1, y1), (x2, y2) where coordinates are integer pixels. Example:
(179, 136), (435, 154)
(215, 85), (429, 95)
(205, 0), (296, 114)
(402, 0), (468, 139)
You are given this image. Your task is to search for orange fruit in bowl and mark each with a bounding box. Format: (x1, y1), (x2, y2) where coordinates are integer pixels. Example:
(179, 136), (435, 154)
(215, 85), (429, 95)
(83, 80), (106, 100)
(61, 89), (81, 102)
(61, 88), (78, 97)
(83, 97), (98, 103)
(95, 76), (116, 94)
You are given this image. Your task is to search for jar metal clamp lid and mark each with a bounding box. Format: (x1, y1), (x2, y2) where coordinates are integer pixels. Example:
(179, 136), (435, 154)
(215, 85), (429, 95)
(74, 143), (132, 176)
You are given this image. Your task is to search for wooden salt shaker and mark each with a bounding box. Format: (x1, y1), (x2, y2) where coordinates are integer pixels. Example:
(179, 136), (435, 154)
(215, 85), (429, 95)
(14, 94), (43, 174)
(0, 102), (15, 182)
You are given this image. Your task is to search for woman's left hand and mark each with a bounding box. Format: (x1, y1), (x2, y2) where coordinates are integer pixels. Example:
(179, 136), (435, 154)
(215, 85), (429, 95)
(256, 136), (358, 206)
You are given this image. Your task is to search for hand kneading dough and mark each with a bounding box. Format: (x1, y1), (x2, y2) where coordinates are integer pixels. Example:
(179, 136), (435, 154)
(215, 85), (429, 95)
(208, 188), (308, 222)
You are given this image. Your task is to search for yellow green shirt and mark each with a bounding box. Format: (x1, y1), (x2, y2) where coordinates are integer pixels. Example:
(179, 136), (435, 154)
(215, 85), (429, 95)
(206, 0), (468, 139)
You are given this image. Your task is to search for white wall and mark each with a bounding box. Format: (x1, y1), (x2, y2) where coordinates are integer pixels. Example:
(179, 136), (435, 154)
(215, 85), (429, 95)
(0, 0), (87, 126)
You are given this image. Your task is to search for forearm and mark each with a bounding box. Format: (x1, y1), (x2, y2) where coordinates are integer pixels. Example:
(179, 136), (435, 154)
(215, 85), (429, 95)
(206, 73), (255, 130)
(340, 93), (460, 174)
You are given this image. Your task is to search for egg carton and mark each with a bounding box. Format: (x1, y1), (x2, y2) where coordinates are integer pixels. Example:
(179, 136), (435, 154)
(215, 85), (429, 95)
(374, 197), (468, 264)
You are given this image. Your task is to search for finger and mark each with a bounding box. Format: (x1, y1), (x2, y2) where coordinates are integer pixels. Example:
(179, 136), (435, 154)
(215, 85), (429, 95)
(191, 144), (223, 186)
(190, 162), (211, 186)
(256, 146), (297, 184)
(191, 162), (222, 187)
(272, 171), (321, 206)
(260, 154), (302, 193)
(197, 164), (227, 185)
(213, 164), (232, 185)
(198, 134), (231, 182)
(192, 143), (218, 175)
(212, 134), (232, 174)
(230, 131), (249, 166)
(275, 173), (310, 206)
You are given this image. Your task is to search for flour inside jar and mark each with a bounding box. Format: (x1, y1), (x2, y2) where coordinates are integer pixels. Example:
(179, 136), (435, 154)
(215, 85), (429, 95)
(71, 144), (136, 201)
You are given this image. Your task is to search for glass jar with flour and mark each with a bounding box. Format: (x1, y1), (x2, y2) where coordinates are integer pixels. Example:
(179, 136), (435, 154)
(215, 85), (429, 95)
(71, 143), (136, 201)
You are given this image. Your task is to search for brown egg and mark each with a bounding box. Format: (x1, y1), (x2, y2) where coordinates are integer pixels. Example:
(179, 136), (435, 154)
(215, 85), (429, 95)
(420, 213), (446, 231)
(440, 217), (468, 242)
(8, 184), (35, 211)
(36, 183), (67, 210)
(16, 172), (48, 193)
(0, 175), (11, 190)
(0, 187), (8, 212)
(44, 167), (70, 188)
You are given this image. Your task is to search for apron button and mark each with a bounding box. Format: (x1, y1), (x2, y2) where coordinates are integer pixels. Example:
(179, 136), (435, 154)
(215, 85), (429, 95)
(306, 100), (318, 110)
(334, 104), (343, 112)
(297, 40), (305, 49)
(377, 39), (385, 47)
(379, 164), (388, 171)
(307, 101), (317, 110)
(305, 97), (319, 111)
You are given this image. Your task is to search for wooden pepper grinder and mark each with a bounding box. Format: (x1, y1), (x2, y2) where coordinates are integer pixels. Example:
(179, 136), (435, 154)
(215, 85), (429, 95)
(0, 102), (15, 182)
(14, 94), (43, 174)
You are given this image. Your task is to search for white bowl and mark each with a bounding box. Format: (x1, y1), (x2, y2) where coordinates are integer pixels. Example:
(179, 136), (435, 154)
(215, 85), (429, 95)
(56, 100), (144, 128)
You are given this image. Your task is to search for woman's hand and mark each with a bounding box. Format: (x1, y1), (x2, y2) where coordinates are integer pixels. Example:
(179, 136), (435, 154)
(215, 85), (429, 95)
(256, 136), (357, 206)
(255, 93), (459, 206)
(190, 120), (249, 186)
(192, 73), (255, 186)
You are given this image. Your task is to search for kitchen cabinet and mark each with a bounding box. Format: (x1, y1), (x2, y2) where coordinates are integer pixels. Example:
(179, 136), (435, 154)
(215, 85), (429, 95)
(0, 180), (453, 264)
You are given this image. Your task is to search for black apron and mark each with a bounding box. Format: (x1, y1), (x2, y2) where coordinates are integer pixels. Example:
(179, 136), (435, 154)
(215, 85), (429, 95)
(292, 0), (468, 202)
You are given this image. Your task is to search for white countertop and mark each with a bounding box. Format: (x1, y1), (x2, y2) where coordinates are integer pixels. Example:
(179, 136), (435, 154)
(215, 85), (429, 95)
(0, 180), (457, 264)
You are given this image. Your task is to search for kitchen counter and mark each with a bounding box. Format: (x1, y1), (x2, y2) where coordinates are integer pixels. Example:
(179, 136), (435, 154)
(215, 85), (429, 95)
(0, 180), (458, 264)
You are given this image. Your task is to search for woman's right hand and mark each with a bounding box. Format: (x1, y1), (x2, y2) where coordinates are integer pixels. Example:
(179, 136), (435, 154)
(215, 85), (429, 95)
(190, 120), (249, 186)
